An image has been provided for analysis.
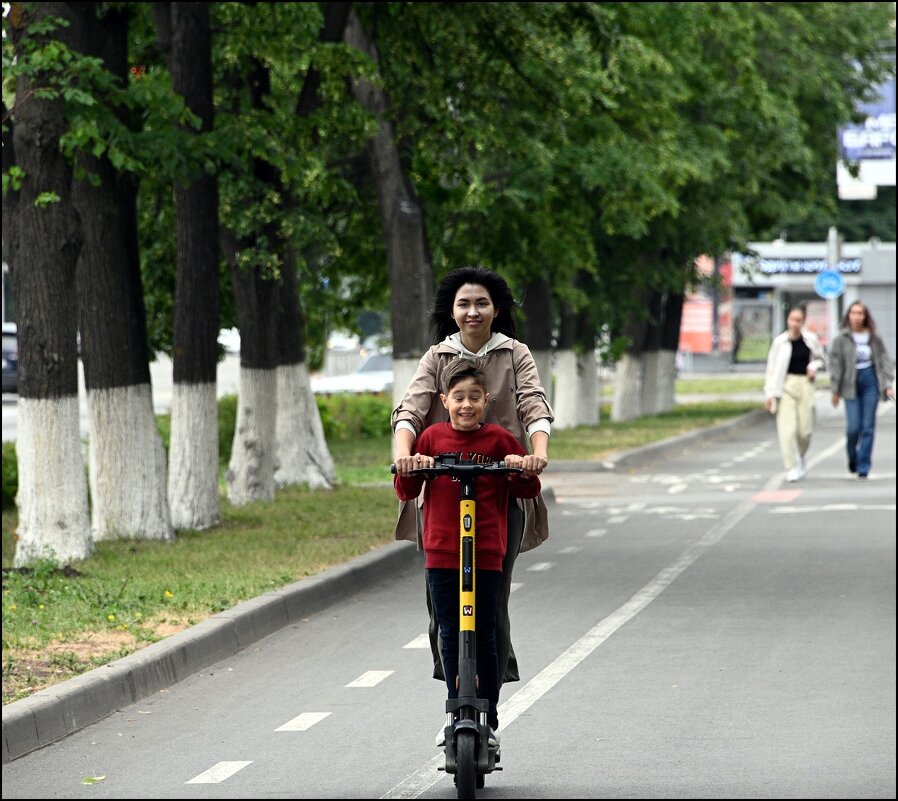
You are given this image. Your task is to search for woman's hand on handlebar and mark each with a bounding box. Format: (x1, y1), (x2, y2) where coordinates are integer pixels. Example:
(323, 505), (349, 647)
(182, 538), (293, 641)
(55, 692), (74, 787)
(506, 453), (547, 478)
(394, 453), (434, 476)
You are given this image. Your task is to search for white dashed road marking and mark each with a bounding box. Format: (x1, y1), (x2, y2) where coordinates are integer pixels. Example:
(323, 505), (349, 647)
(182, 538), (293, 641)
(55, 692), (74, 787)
(186, 761), (252, 784)
(346, 670), (394, 688)
(275, 712), (331, 732)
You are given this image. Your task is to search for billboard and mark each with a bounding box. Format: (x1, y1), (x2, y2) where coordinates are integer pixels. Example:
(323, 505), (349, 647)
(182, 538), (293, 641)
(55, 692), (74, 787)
(837, 73), (896, 200)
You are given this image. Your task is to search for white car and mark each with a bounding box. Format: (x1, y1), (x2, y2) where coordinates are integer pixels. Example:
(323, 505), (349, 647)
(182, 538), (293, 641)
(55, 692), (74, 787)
(311, 352), (393, 394)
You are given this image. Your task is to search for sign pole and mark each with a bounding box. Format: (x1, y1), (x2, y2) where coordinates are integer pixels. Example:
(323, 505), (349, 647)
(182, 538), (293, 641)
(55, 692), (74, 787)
(825, 226), (842, 348)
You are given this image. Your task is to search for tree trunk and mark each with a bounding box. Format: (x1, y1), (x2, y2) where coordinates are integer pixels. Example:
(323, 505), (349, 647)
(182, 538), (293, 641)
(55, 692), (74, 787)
(4, 3), (92, 566)
(576, 348), (599, 427)
(223, 59), (283, 506)
(223, 228), (279, 505)
(656, 291), (684, 413)
(552, 301), (578, 430)
(70, 3), (172, 542)
(274, 253), (336, 489)
(344, 9), (433, 408)
(271, 2), (349, 490)
(552, 277), (598, 429)
(521, 277), (554, 406)
(639, 290), (664, 414)
(611, 282), (653, 422)
(165, 2), (221, 530)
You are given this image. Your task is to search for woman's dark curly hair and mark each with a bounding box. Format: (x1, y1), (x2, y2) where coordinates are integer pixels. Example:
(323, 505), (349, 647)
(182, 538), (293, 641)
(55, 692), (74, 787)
(429, 265), (518, 344)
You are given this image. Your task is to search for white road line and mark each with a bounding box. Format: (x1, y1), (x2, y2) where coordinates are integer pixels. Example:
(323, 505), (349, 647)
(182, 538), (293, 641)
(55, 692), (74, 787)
(275, 712), (331, 732)
(585, 528), (607, 538)
(186, 761), (252, 784)
(606, 515), (628, 524)
(770, 504), (895, 514)
(403, 634), (430, 649)
(558, 545), (583, 554)
(380, 471), (784, 799)
(526, 561), (555, 572)
(346, 670), (394, 688)
(667, 483), (688, 494)
(510, 582), (523, 593)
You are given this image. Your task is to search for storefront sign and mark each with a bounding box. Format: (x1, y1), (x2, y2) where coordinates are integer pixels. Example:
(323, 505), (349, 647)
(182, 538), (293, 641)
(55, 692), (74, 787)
(753, 258), (862, 275)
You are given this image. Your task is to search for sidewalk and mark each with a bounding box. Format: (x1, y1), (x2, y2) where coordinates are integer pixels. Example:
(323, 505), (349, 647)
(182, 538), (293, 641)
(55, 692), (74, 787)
(1, 407), (768, 764)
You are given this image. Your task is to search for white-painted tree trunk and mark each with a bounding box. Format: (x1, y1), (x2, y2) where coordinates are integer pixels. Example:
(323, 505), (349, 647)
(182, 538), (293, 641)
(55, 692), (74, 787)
(653, 349), (678, 414)
(167, 383), (220, 530)
(14, 398), (93, 566)
(391, 356), (420, 411)
(576, 351), (599, 426)
(530, 349), (554, 407)
(611, 353), (644, 422)
(86, 383), (173, 542)
(227, 367), (277, 505)
(551, 348), (579, 430)
(275, 363), (336, 490)
(391, 356), (425, 460)
(640, 351), (660, 416)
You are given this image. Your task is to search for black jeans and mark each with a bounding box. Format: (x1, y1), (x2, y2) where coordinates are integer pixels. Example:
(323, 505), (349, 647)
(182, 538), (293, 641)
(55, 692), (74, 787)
(426, 567), (502, 730)
(427, 498), (524, 686)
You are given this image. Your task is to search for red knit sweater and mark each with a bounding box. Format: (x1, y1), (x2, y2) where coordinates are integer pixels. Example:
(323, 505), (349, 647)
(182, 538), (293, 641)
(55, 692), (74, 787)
(393, 422), (541, 570)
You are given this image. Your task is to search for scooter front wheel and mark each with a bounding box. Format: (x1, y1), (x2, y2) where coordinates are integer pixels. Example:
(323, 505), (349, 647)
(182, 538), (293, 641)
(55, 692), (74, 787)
(455, 730), (477, 799)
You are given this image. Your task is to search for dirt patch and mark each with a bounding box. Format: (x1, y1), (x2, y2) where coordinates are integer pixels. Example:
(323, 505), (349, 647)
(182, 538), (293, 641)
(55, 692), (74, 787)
(2, 615), (196, 705)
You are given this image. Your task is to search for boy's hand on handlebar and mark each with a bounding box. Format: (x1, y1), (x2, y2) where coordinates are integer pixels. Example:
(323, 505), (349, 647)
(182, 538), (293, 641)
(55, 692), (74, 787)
(394, 453), (434, 476)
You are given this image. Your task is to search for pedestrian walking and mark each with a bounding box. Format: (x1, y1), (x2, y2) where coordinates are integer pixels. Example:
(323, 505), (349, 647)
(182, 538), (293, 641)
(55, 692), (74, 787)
(829, 300), (896, 479)
(764, 304), (826, 482)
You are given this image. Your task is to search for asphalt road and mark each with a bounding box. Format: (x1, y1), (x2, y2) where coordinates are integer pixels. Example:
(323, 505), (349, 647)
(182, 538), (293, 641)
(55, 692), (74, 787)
(1, 397), (895, 799)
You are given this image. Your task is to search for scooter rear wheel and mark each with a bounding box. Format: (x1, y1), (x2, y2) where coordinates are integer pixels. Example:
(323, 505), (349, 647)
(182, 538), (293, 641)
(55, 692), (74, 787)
(455, 730), (477, 799)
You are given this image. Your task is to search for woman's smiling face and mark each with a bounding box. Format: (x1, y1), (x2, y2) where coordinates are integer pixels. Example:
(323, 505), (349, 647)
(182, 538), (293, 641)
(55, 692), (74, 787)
(452, 283), (496, 336)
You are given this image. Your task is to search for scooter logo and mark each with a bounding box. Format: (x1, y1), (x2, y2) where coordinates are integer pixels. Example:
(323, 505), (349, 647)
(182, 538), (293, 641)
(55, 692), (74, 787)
(463, 605), (473, 616)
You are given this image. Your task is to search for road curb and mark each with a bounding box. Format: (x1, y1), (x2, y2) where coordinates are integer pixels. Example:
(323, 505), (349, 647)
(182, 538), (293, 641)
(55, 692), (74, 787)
(2, 408), (767, 763)
(2, 540), (421, 764)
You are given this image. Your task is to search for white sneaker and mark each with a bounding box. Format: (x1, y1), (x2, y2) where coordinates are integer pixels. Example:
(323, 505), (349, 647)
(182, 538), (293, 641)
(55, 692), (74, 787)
(488, 727), (500, 747)
(786, 467), (802, 482)
(435, 725), (446, 748)
(797, 455), (807, 478)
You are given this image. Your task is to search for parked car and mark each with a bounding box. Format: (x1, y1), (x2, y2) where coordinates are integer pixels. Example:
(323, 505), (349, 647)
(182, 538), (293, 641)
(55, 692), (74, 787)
(311, 352), (393, 395)
(2, 322), (18, 394)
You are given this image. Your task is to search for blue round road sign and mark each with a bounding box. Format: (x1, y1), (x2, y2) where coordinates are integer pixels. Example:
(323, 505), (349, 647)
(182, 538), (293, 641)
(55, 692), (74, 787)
(814, 269), (845, 299)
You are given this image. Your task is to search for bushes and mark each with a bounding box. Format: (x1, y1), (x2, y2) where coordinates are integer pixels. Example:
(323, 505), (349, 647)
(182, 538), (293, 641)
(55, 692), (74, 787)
(2, 441), (16, 509)
(315, 393), (392, 441)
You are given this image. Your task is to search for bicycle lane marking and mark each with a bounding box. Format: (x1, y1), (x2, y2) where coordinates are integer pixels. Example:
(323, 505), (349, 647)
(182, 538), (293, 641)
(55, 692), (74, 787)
(379, 471), (787, 799)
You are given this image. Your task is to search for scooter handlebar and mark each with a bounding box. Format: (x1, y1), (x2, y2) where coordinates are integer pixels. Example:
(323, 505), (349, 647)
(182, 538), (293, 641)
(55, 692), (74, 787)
(390, 460), (523, 477)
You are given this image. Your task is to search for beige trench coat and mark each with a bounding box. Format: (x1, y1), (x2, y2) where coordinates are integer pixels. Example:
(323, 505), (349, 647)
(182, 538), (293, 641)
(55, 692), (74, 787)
(391, 338), (554, 553)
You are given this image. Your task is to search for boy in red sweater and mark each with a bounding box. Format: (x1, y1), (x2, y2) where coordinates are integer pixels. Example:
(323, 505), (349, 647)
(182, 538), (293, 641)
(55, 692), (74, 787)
(393, 358), (540, 745)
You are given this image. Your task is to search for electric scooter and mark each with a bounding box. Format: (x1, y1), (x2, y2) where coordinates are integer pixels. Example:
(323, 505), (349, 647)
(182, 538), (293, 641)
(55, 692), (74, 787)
(393, 453), (522, 799)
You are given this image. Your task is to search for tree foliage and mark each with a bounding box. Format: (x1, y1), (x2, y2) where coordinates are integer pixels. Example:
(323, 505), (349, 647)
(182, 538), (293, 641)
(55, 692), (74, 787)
(4, 1), (895, 360)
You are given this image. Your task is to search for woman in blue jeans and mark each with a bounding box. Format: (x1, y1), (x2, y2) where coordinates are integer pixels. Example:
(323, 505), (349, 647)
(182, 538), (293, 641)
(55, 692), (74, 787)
(829, 301), (895, 479)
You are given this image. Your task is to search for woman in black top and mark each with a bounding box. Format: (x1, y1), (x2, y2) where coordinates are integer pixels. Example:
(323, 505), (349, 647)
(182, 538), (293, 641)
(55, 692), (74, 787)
(763, 305), (826, 482)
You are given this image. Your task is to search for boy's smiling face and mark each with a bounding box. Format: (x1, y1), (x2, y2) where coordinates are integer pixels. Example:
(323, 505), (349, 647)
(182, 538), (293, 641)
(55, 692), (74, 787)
(441, 376), (489, 432)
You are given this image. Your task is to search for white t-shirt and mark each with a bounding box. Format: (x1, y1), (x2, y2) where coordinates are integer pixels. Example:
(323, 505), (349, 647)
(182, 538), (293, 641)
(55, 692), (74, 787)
(852, 331), (873, 370)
